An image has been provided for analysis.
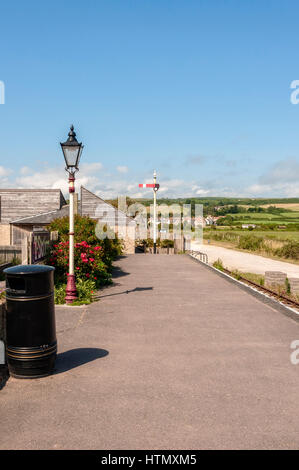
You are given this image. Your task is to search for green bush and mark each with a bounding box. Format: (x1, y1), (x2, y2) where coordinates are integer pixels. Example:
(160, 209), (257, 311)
(213, 258), (224, 270)
(160, 239), (174, 248)
(54, 279), (96, 305)
(48, 215), (123, 264)
(139, 238), (164, 247)
(49, 215), (99, 245)
(54, 284), (67, 305)
(140, 238), (174, 248)
(275, 241), (299, 260)
(237, 235), (265, 251)
(47, 214), (122, 304)
(203, 230), (239, 244)
(76, 278), (97, 303)
(99, 235), (123, 268)
(231, 269), (242, 280)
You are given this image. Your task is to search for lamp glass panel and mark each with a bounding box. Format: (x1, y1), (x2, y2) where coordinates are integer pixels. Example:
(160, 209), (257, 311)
(63, 146), (79, 167)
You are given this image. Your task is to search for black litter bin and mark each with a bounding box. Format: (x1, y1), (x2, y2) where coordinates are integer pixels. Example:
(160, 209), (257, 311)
(4, 265), (57, 379)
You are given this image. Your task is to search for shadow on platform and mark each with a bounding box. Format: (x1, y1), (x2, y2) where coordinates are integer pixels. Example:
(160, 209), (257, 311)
(54, 348), (109, 375)
(111, 265), (130, 278)
(99, 286), (153, 299)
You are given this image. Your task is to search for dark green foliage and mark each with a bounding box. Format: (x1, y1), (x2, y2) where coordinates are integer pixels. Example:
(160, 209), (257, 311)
(275, 241), (299, 260)
(237, 235), (265, 251)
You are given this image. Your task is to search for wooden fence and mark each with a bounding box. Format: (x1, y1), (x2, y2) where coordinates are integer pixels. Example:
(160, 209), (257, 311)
(0, 245), (24, 264)
(0, 230), (53, 266)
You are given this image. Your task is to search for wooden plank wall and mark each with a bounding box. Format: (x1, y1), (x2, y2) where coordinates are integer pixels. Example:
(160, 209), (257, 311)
(81, 187), (133, 227)
(0, 190), (65, 223)
(80, 187), (136, 253)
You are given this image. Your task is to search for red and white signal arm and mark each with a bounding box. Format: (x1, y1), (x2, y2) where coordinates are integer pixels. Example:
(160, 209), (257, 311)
(138, 183), (160, 189)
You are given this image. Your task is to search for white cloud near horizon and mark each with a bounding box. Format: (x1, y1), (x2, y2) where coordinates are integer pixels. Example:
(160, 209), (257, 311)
(244, 157), (299, 197)
(259, 157), (299, 185)
(1, 157), (299, 199)
(0, 166), (12, 177)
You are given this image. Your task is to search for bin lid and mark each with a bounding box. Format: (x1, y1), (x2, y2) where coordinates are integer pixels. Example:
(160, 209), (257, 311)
(3, 265), (55, 275)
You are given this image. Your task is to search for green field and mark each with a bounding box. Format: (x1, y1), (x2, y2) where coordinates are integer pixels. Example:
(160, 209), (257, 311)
(222, 211), (299, 225)
(205, 229), (299, 242)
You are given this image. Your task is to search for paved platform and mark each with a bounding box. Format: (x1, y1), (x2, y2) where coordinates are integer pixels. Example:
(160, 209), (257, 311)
(1, 254), (299, 449)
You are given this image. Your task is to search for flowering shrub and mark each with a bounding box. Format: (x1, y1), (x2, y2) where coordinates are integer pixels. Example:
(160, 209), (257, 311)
(48, 215), (122, 268)
(47, 240), (111, 288)
(47, 215), (123, 304)
(49, 215), (99, 246)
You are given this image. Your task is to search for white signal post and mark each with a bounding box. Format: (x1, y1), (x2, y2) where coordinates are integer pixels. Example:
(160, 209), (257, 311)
(138, 170), (160, 254)
(153, 170), (157, 253)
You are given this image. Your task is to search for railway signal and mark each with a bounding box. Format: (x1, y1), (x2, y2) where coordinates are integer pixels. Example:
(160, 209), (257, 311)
(139, 170), (160, 253)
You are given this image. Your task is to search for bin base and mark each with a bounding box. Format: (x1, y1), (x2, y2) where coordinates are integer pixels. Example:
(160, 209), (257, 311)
(9, 371), (54, 379)
(6, 341), (57, 379)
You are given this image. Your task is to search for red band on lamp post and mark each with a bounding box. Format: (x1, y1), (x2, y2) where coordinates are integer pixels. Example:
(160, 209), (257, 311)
(69, 175), (75, 193)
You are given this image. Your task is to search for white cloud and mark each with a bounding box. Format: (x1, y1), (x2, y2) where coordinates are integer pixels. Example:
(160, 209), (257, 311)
(0, 166), (12, 177)
(246, 182), (299, 198)
(80, 162), (103, 173)
(195, 188), (211, 196)
(242, 157), (299, 197)
(20, 166), (31, 175)
(2, 156), (299, 199)
(116, 165), (128, 173)
(259, 157), (299, 185)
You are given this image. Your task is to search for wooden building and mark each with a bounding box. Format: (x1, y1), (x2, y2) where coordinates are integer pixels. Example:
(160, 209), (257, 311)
(0, 187), (136, 254)
(0, 189), (66, 245)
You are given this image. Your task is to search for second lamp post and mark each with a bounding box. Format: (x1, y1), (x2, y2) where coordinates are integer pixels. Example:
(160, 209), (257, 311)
(60, 125), (84, 303)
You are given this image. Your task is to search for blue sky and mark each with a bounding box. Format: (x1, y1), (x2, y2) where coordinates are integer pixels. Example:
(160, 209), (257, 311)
(1, 0), (299, 198)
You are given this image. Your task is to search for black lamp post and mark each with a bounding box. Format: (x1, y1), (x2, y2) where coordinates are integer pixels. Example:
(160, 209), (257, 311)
(60, 125), (83, 303)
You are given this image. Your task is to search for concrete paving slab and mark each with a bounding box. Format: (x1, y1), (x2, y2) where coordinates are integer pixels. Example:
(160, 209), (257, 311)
(1, 254), (299, 449)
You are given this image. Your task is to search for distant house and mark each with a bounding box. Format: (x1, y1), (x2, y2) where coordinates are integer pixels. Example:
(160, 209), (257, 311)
(205, 215), (221, 225)
(242, 224), (256, 229)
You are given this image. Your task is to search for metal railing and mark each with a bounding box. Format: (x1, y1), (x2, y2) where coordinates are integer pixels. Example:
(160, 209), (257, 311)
(189, 250), (209, 264)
